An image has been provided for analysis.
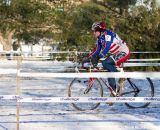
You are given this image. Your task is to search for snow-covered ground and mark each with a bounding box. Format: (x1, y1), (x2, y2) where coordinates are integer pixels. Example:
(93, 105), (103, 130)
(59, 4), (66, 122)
(0, 60), (160, 130)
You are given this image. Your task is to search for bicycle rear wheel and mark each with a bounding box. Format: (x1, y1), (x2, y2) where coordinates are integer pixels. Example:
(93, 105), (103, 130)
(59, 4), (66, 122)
(68, 78), (103, 111)
(123, 78), (154, 108)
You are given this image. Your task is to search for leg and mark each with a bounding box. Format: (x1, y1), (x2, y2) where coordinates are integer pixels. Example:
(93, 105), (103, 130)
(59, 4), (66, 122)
(102, 57), (118, 91)
(117, 78), (126, 95)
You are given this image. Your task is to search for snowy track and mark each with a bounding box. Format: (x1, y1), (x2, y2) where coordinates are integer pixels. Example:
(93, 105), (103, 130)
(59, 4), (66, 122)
(0, 60), (160, 130)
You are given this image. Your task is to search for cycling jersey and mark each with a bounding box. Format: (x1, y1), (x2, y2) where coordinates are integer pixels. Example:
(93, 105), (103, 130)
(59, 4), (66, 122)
(88, 29), (130, 66)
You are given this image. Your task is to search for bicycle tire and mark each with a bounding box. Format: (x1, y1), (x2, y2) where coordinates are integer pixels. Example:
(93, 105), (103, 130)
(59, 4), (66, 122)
(68, 78), (103, 111)
(123, 78), (154, 108)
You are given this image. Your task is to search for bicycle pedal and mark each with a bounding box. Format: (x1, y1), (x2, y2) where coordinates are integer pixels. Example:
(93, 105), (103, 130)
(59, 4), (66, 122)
(106, 102), (114, 106)
(115, 93), (120, 97)
(106, 93), (115, 106)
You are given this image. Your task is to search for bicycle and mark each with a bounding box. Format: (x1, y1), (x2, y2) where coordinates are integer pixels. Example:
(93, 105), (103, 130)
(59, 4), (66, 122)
(68, 62), (154, 111)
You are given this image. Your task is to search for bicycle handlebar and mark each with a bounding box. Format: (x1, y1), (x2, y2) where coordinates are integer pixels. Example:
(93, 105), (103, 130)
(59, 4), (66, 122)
(75, 61), (105, 72)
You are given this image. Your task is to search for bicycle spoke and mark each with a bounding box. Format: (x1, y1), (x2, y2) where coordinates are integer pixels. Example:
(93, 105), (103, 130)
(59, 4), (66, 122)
(68, 78), (103, 111)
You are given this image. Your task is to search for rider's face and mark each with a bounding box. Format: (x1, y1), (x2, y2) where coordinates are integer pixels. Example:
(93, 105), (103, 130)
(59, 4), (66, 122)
(93, 31), (101, 38)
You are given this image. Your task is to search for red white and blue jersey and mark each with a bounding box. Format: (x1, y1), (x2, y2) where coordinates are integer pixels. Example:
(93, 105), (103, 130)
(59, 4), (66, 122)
(88, 29), (130, 65)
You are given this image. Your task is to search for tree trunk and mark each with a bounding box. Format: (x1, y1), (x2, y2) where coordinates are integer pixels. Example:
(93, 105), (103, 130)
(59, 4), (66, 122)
(119, 8), (125, 16)
(0, 30), (15, 51)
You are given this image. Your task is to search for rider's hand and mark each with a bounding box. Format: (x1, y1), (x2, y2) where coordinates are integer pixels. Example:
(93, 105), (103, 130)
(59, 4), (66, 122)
(82, 58), (91, 68)
(82, 57), (91, 63)
(91, 56), (99, 67)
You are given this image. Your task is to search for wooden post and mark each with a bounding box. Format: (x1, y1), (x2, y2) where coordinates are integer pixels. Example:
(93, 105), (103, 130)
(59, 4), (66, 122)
(16, 56), (22, 130)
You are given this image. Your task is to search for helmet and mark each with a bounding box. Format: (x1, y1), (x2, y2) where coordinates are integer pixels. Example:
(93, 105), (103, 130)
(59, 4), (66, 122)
(91, 22), (106, 32)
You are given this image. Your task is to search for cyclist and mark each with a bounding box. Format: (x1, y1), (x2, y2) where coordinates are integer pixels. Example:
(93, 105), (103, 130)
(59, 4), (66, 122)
(84, 21), (130, 95)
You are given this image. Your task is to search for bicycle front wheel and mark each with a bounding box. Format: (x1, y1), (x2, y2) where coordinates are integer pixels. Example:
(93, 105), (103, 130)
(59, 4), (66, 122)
(123, 78), (154, 108)
(68, 78), (103, 111)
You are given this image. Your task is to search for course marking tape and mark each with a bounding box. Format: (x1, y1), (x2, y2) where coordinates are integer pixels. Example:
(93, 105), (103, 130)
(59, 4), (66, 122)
(1, 70), (160, 79)
(0, 95), (160, 103)
(128, 59), (160, 61)
(18, 72), (160, 79)
(0, 69), (17, 74)
(124, 63), (160, 67)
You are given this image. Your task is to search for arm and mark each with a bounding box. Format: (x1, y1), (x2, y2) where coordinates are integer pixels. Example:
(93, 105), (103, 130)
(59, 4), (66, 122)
(99, 41), (112, 58)
(87, 41), (102, 59)
(99, 31), (114, 58)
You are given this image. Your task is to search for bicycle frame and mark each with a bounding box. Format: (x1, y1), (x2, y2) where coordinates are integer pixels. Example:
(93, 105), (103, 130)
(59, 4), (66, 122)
(83, 75), (141, 98)
(120, 78), (140, 96)
(76, 61), (152, 97)
(90, 78), (141, 97)
(99, 78), (117, 96)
